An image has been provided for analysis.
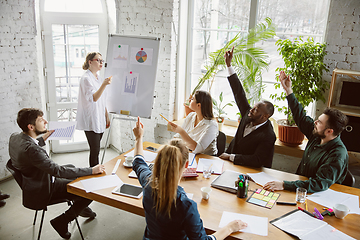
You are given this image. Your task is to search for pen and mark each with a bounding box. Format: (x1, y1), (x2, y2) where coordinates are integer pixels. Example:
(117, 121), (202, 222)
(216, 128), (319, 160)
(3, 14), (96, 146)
(159, 114), (170, 122)
(276, 202), (297, 206)
(298, 207), (315, 217)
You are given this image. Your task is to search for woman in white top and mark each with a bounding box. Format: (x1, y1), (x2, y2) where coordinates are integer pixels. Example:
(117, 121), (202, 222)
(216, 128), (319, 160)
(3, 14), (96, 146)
(169, 90), (218, 155)
(76, 52), (112, 167)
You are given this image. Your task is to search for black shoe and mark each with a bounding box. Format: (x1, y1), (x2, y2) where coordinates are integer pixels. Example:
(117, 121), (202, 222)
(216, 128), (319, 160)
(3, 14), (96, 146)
(50, 214), (71, 239)
(79, 207), (96, 218)
(0, 200), (5, 207)
(0, 192), (10, 201)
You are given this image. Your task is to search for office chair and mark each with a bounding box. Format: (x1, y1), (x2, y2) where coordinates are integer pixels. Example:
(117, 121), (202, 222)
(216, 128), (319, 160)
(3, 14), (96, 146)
(6, 159), (84, 240)
(216, 131), (226, 157)
(342, 169), (355, 187)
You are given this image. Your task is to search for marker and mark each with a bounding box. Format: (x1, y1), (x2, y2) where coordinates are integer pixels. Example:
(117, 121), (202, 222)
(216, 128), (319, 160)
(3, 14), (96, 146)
(276, 202), (297, 206)
(111, 159), (121, 175)
(298, 207), (315, 217)
(159, 114), (170, 122)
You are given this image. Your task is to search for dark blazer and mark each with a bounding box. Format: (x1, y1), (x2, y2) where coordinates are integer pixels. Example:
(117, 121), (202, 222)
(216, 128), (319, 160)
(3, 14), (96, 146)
(9, 133), (92, 210)
(225, 73), (276, 168)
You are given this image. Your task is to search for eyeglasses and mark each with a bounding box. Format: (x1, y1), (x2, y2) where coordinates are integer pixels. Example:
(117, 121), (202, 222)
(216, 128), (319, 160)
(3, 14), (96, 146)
(92, 59), (104, 64)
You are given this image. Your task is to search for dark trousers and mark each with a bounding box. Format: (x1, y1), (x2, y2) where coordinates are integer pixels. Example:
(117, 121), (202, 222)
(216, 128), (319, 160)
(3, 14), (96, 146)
(85, 131), (103, 167)
(50, 178), (92, 219)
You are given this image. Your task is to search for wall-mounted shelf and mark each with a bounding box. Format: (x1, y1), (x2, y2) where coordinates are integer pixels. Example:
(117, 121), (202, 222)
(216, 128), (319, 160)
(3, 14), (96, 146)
(328, 68), (360, 153)
(327, 68), (360, 117)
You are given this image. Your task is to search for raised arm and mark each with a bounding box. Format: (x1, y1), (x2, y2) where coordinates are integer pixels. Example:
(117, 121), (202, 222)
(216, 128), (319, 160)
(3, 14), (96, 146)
(133, 116), (144, 156)
(279, 71), (314, 138)
(93, 76), (112, 102)
(225, 47), (251, 116)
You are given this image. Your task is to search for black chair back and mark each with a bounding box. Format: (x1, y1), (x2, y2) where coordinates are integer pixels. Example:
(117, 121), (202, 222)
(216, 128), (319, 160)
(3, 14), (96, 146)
(342, 169), (355, 187)
(216, 131), (226, 157)
(6, 159), (23, 189)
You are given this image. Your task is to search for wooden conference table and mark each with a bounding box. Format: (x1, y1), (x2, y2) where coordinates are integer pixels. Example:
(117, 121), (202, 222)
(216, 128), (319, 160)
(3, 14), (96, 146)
(68, 142), (360, 239)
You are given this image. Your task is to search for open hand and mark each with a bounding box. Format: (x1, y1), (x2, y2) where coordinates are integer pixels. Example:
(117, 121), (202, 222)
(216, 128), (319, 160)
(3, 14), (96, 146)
(279, 71), (293, 95)
(228, 219), (248, 232)
(92, 164), (106, 174)
(263, 181), (284, 191)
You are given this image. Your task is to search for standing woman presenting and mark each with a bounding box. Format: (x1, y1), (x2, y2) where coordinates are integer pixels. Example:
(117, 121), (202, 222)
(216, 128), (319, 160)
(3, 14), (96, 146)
(77, 52), (112, 167)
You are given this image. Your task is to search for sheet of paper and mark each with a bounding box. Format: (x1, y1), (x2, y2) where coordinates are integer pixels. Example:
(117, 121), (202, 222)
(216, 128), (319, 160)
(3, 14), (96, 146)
(302, 224), (356, 240)
(307, 189), (360, 214)
(125, 149), (157, 162)
(247, 172), (280, 187)
(197, 158), (224, 174)
(188, 153), (197, 168)
(48, 121), (76, 140)
(81, 175), (122, 193)
(219, 211), (268, 236)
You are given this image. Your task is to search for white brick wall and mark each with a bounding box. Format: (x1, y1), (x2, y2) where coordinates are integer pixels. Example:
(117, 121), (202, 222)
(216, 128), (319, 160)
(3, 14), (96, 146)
(324, 0), (360, 81)
(0, 0), (42, 179)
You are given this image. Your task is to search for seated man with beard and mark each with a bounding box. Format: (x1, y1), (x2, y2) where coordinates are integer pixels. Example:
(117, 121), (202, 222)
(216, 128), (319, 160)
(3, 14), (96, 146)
(219, 47), (276, 168)
(264, 71), (349, 193)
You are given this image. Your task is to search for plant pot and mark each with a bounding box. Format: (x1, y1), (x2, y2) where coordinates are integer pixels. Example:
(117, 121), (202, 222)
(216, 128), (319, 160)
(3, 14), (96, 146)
(277, 119), (304, 146)
(216, 117), (224, 131)
(184, 103), (194, 116)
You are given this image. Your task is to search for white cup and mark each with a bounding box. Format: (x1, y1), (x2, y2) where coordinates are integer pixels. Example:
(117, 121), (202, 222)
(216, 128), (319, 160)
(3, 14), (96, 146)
(296, 187), (307, 203)
(333, 203), (350, 219)
(125, 156), (134, 166)
(201, 187), (212, 200)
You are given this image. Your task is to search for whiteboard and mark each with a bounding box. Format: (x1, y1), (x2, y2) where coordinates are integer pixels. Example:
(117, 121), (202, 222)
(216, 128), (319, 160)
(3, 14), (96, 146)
(104, 34), (160, 118)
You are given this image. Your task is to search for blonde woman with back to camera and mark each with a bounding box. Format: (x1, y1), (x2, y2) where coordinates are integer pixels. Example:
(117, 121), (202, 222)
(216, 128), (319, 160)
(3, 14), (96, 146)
(76, 52), (112, 167)
(132, 116), (247, 240)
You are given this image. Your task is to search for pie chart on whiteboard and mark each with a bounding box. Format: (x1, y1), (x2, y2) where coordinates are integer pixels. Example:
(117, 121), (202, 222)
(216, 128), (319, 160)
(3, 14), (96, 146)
(136, 50), (147, 63)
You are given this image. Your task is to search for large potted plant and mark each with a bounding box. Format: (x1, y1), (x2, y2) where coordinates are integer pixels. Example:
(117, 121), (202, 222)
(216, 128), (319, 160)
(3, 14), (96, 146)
(212, 92), (234, 131)
(270, 37), (329, 146)
(184, 18), (276, 115)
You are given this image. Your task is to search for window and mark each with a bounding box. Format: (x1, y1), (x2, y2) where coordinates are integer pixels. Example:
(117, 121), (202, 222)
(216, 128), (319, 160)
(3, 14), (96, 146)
(188, 0), (330, 121)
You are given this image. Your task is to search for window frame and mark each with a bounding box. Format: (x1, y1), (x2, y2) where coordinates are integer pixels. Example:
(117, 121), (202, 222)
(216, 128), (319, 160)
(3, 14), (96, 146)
(181, 0), (330, 122)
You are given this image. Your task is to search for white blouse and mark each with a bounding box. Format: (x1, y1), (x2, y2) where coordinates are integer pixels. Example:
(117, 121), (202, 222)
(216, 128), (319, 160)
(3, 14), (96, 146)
(175, 112), (218, 155)
(76, 70), (107, 133)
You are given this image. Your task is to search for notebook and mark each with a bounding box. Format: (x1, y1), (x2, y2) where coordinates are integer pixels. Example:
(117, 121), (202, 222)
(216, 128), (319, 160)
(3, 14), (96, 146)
(210, 170), (242, 193)
(270, 209), (356, 240)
